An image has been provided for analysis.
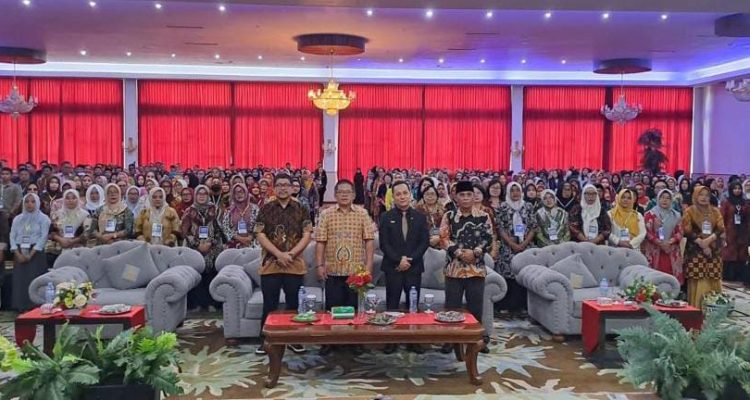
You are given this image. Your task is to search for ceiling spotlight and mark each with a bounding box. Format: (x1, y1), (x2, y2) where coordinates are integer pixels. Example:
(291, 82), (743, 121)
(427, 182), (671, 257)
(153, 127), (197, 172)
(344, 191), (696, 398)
(300, 56), (305, 61)
(171, 53), (176, 58)
(80, 50), (88, 56)
(425, 9), (434, 19)
(257, 55), (263, 60)
(480, 59), (486, 64)
(366, 8), (373, 16)
(561, 59), (567, 64)
(22, 0), (31, 6)
(154, 2), (162, 10)
(214, 54), (221, 59)
(88, 1), (97, 7)
(521, 58), (527, 64)
(602, 12), (610, 20)
(544, 11), (552, 19)
(126, 51), (132, 57)
(438, 58), (444, 64)
(485, 11), (493, 19)
(398, 58), (404, 63)
(660, 13), (668, 20)
(218, 4), (226, 12)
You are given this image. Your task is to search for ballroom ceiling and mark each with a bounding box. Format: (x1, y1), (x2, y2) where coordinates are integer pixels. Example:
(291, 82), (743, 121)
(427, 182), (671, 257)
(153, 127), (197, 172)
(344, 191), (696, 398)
(0, 0), (748, 84)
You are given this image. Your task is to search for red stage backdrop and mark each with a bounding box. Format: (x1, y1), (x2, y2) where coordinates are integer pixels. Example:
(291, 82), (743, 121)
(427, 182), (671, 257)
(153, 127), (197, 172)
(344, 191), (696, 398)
(423, 85), (511, 171)
(0, 78), (122, 166)
(524, 86), (607, 170)
(608, 87), (693, 173)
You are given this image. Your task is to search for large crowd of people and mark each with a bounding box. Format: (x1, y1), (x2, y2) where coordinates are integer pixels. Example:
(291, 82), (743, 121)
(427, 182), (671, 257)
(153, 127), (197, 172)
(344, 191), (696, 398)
(0, 159), (748, 355)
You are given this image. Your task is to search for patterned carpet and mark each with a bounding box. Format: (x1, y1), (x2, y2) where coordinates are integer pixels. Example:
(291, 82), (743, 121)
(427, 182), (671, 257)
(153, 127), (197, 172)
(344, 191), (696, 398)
(4, 286), (750, 400)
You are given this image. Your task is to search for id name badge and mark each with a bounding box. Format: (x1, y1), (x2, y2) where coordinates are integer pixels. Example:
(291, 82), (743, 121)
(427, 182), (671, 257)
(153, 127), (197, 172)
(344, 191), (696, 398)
(587, 225), (598, 240)
(430, 227), (440, 236)
(548, 228), (558, 242)
(620, 229), (630, 241)
(238, 220), (248, 235)
(513, 224), (526, 238)
(702, 221), (712, 235)
(735, 214), (742, 225)
(152, 223), (163, 238)
(63, 225), (75, 239)
(658, 227), (665, 241)
(105, 219), (116, 232)
(20, 235), (31, 249)
(198, 226), (209, 239)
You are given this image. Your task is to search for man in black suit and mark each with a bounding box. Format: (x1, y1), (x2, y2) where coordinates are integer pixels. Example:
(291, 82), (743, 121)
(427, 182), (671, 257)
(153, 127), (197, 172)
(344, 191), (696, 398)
(379, 180), (430, 354)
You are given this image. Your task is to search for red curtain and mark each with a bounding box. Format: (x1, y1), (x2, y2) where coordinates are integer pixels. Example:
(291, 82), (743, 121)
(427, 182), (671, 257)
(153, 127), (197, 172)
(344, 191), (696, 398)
(607, 87), (693, 173)
(139, 80), (232, 168)
(423, 85), (511, 171)
(338, 84), (424, 181)
(0, 78), (122, 166)
(523, 86), (606, 170)
(233, 82), (322, 169)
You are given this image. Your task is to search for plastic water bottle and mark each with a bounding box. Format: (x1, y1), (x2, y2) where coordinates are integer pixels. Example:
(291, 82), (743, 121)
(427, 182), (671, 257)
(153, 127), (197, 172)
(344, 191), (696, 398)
(409, 286), (418, 314)
(45, 282), (56, 305)
(297, 286), (306, 314)
(599, 278), (609, 298)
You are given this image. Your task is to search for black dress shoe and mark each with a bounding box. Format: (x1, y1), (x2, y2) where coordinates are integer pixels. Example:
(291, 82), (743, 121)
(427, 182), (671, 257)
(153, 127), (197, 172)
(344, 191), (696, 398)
(318, 345), (334, 356)
(383, 344), (398, 354)
(407, 344), (425, 354)
(480, 345), (490, 354)
(440, 344), (453, 354)
(350, 345), (365, 356)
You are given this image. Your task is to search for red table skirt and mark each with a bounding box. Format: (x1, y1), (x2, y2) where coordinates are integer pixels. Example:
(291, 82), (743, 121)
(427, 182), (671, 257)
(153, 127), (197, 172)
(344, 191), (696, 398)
(265, 312), (478, 327)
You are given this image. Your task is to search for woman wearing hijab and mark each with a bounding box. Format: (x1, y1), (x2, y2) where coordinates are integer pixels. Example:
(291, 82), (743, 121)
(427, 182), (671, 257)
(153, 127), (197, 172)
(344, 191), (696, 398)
(174, 187), (194, 219)
(84, 184), (105, 217)
(172, 179), (186, 208)
(124, 186), (144, 217)
(569, 184), (612, 244)
(353, 168), (366, 205)
(556, 181), (576, 213)
(40, 176), (63, 215)
(535, 189), (570, 247)
(682, 185), (725, 307)
(88, 183), (134, 245)
(643, 190), (684, 284)
(9, 193), (51, 311)
(608, 189), (647, 251)
(135, 187), (180, 246)
(744, 179), (750, 201)
(720, 181), (750, 282)
(159, 179), (176, 206)
(48, 189), (89, 265)
(181, 184), (223, 311)
(220, 183), (258, 249)
(495, 182), (538, 313)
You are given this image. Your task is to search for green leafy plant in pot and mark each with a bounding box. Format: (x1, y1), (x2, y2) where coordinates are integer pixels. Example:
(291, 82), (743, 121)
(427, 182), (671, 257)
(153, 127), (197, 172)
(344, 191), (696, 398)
(616, 304), (750, 400)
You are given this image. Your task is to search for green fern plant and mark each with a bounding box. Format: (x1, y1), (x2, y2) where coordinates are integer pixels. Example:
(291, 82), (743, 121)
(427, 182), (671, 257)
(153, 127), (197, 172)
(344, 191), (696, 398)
(617, 305), (750, 400)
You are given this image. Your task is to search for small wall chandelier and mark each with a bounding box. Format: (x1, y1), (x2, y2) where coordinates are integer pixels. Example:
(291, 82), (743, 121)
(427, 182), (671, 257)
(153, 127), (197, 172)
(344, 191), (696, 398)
(725, 78), (750, 102)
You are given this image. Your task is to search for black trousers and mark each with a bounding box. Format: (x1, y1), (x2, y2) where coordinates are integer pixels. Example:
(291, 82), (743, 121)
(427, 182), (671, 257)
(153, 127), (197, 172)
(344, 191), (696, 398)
(325, 275), (358, 310)
(260, 273), (304, 331)
(494, 278), (527, 312)
(188, 269), (219, 309)
(445, 277), (484, 323)
(384, 272), (421, 311)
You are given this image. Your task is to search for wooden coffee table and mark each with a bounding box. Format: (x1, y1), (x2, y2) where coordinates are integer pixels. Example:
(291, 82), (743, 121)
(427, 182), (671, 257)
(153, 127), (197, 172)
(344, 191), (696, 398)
(262, 310), (485, 388)
(15, 305), (146, 355)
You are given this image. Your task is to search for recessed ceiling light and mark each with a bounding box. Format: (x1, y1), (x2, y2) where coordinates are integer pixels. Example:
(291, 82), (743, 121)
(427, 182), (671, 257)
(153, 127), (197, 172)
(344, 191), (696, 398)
(171, 53), (176, 58)
(126, 51), (132, 57)
(480, 59), (486, 64)
(257, 55), (263, 60)
(21, 0), (31, 6)
(80, 50), (87, 56)
(602, 12), (610, 20)
(485, 11), (493, 19)
(218, 4), (226, 12)
(88, 1), (97, 7)
(214, 54), (221, 59)
(300, 56), (305, 61)
(154, 2), (162, 10)
(521, 58), (527, 64)
(398, 58), (404, 63)
(544, 11), (552, 19)
(366, 8), (373, 16)
(438, 58), (444, 64)
(425, 9), (434, 19)
(561, 59), (567, 64)
(660, 13), (669, 20)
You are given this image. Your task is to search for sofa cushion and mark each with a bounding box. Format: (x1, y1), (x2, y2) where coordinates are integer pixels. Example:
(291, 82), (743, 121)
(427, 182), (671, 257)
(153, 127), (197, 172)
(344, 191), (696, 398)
(244, 287), (324, 319)
(243, 258), (262, 287)
(102, 243), (160, 290)
(421, 249), (446, 290)
(90, 288), (147, 306)
(572, 287), (602, 318)
(550, 254), (598, 289)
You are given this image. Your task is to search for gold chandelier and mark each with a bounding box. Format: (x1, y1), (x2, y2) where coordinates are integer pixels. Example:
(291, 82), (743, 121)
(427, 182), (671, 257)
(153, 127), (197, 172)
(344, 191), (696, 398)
(308, 79), (355, 116)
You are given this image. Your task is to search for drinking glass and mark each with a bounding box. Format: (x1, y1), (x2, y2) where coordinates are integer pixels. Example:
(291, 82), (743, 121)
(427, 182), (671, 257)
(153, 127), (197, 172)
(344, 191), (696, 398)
(424, 293), (435, 313)
(304, 294), (317, 313)
(366, 293), (379, 314)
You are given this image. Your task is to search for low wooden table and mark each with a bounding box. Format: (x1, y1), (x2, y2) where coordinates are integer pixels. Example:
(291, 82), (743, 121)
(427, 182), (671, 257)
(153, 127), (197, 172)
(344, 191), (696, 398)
(262, 310), (485, 388)
(15, 305), (146, 355)
(581, 300), (703, 367)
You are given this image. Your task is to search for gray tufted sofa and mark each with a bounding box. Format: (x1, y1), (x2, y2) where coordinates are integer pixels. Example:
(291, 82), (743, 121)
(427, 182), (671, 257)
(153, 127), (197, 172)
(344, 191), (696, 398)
(510, 242), (680, 335)
(29, 241), (205, 332)
(210, 244), (506, 339)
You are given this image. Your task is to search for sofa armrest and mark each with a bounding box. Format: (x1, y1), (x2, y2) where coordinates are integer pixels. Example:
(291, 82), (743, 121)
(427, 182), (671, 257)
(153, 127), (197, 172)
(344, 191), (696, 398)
(209, 265), (254, 304)
(516, 264), (573, 301)
(146, 265), (202, 304)
(618, 264), (680, 297)
(484, 267), (508, 303)
(29, 267), (90, 305)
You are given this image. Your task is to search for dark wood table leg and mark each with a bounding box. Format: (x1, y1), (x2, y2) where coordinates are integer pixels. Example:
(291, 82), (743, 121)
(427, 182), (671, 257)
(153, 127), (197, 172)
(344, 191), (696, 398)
(454, 344), (464, 362)
(264, 344), (285, 388)
(43, 324), (55, 356)
(465, 340), (483, 386)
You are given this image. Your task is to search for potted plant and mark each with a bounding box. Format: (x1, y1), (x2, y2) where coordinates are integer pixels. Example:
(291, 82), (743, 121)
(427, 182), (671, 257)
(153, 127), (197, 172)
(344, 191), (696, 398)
(0, 324), (183, 400)
(703, 291), (735, 314)
(616, 305), (750, 400)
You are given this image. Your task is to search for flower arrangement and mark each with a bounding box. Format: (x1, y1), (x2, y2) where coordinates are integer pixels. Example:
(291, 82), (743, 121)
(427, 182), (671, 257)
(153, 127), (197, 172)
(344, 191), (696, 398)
(622, 277), (662, 304)
(346, 265), (374, 296)
(703, 291), (735, 314)
(55, 281), (95, 309)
